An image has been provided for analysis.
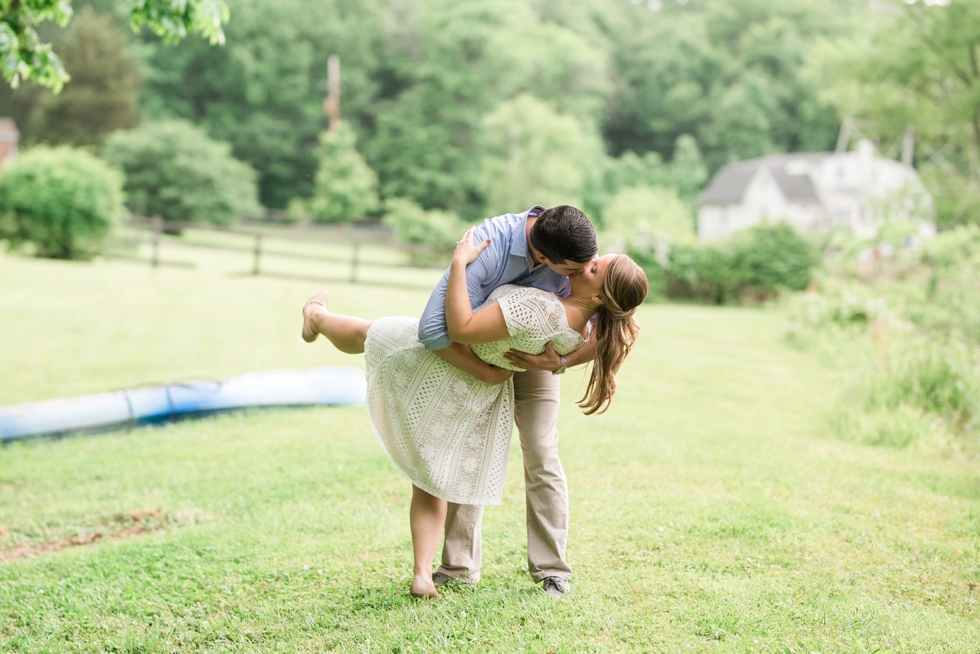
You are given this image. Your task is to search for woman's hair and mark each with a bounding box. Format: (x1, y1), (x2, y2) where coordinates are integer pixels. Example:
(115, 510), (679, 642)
(577, 255), (649, 415)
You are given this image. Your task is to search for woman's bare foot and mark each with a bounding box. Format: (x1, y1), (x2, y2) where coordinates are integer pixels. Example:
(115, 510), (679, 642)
(300, 291), (330, 343)
(410, 574), (438, 599)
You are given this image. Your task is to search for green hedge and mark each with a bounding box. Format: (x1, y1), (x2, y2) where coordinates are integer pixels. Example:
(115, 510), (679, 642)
(382, 197), (464, 265)
(0, 147), (125, 260)
(633, 223), (821, 304)
(102, 121), (261, 226)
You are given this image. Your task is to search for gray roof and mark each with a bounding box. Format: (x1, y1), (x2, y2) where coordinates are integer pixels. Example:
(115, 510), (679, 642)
(700, 153), (825, 206)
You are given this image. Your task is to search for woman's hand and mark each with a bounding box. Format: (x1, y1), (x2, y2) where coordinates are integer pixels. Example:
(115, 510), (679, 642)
(453, 227), (491, 265)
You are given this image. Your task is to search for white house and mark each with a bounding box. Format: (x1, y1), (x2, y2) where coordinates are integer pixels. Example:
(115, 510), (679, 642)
(697, 139), (934, 242)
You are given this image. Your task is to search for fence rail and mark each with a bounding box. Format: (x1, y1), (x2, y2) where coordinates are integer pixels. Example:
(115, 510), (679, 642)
(109, 218), (448, 285)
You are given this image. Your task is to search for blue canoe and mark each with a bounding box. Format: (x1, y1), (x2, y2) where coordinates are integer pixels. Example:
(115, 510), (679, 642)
(0, 367), (366, 442)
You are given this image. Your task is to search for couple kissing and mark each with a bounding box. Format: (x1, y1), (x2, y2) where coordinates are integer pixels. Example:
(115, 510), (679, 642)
(300, 204), (648, 598)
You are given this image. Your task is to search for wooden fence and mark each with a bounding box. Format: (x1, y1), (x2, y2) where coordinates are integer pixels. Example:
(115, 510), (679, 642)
(109, 218), (447, 285)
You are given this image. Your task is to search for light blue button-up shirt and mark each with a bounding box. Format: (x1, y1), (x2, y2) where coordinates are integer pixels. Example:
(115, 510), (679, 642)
(418, 206), (571, 351)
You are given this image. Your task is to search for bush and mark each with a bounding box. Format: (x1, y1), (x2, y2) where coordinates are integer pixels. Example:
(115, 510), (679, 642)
(833, 404), (944, 449)
(283, 198), (312, 225)
(632, 223), (820, 304)
(728, 224), (821, 295)
(382, 198), (464, 265)
(0, 147), (125, 259)
(102, 121), (261, 227)
(601, 185), (695, 245)
(309, 122), (379, 224)
(835, 338), (980, 451)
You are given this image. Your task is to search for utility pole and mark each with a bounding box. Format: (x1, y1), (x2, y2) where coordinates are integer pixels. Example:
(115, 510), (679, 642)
(835, 120), (851, 154)
(324, 55), (341, 130)
(901, 125), (915, 167)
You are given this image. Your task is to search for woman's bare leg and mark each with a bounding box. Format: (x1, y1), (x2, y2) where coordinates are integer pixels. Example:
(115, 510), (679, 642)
(409, 485), (447, 598)
(301, 291), (373, 354)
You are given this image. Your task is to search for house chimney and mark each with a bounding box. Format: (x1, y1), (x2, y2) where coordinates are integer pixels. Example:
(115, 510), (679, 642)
(857, 138), (875, 161)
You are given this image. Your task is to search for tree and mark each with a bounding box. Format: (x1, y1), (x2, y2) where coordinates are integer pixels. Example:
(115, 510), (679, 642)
(702, 70), (777, 164)
(27, 8), (142, 147)
(0, 0), (228, 92)
(603, 135), (707, 202)
(365, 0), (610, 219)
(382, 196), (463, 263)
(603, 0), (847, 172)
(602, 185), (695, 245)
(139, 0), (386, 208)
(666, 134), (709, 207)
(309, 121), (379, 223)
(602, 7), (719, 160)
(477, 94), (603, 217)
(101, 120), (261, 225)
(811, 0), (980, 228)
(0, 146), (125, 259)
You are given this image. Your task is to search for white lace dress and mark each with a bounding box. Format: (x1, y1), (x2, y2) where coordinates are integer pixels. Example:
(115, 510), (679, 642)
(363, 285), (586, 505)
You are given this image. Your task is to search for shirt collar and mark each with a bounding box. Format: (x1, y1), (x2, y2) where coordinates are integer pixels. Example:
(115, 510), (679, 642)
(510, 205), (546, 263)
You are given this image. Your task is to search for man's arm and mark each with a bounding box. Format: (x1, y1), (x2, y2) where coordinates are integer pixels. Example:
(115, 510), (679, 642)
(418, 223), (514, 384)
(445, 231), (509, 345)
(417, 229), (494, 351)
(502, 336), (598, 372)
(434, 343), (514, 385)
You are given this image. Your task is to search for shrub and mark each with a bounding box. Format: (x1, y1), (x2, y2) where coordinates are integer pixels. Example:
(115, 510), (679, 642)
(0, 147), (125, 259)
(102, 121), (261, 227)
(833, 404), (944, 449)
(383, 198), (464, 265)
(632, 223), (820, 304)
(310, 122), (379, 224)
(835, 338), (980, 451)
(602, 185), (695, 245)
(866, 341), (978, 424)
(283, 198), (312, 225)
(728, 224), (821, 296)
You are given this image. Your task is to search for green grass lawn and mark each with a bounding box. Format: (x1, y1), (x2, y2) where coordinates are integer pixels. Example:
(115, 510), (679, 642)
(1, 250), (978, 653)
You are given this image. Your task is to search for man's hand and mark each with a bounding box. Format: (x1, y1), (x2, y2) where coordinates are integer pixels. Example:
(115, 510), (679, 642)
(503, 342), (562, 373)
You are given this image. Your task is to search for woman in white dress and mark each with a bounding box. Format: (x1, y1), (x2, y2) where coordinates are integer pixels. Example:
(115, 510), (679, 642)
(300, 228), (648, 597)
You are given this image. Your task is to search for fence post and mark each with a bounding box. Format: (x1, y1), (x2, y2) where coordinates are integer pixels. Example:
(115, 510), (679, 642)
(350, 240), (360, 283)
(253, 234), (262, 275)
(151, 216), (163, 268)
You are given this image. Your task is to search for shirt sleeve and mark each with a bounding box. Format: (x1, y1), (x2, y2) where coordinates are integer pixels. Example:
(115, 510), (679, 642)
(417, 226), (498, 351)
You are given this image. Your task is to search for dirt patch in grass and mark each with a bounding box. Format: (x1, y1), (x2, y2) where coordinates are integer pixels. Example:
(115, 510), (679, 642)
(0, 481), (27, 494)
(0, 508), (214, 563)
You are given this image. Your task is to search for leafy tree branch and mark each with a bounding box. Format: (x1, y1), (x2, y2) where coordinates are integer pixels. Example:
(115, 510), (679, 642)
(0, 0), (228, 92)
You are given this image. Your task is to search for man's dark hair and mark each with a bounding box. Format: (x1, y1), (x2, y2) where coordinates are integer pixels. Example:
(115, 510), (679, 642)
(528, 205), (598, 264)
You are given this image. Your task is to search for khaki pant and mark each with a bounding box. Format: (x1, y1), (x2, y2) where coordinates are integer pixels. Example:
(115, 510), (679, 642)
(435, 369), (571, 583)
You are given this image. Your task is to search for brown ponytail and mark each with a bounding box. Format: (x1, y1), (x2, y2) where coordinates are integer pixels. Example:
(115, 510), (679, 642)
(576, 255), (649, 415)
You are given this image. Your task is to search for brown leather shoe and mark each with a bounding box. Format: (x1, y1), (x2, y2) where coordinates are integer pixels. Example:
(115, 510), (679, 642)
(432, 571), (476, 586)
(540, 576), (570, 597)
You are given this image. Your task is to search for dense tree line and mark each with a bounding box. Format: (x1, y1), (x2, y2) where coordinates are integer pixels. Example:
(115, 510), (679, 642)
(0, 0), (886, 226)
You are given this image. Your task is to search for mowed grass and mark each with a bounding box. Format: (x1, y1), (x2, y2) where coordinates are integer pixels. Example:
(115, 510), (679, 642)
(1, 250), (979, 653)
